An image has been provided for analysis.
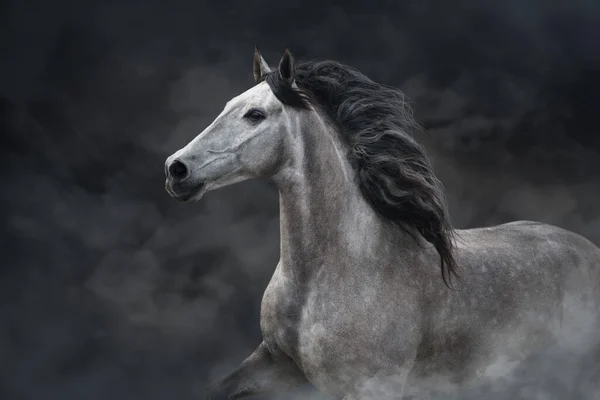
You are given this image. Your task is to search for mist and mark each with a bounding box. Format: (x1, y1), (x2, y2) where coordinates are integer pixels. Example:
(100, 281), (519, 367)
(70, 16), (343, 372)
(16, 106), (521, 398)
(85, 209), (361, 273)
(2, 0), (600, 398)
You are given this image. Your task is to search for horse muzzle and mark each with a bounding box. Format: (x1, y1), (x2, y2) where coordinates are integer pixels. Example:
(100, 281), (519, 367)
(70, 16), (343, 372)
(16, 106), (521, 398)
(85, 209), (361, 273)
(164, 158), (206, 202)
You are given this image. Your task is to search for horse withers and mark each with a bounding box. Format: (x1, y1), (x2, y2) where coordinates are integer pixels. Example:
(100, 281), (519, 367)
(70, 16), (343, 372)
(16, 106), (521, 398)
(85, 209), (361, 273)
(164, 47), (600, 399)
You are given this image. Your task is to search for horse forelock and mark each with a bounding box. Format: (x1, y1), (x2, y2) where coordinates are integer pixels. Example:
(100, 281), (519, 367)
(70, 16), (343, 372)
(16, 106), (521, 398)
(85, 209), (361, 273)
(264, 60), (458, 286)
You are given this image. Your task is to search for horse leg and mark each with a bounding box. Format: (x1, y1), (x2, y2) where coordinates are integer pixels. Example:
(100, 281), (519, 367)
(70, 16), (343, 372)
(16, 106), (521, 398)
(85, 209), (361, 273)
(204, 341), (307, 399)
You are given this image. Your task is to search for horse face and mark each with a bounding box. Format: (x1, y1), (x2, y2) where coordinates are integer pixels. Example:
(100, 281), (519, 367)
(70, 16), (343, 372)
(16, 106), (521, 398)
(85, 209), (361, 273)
(164, 55), (294, 202)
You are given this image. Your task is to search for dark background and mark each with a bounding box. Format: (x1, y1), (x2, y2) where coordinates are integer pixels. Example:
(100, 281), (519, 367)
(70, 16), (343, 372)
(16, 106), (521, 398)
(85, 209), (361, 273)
(2, 0), (600, 399)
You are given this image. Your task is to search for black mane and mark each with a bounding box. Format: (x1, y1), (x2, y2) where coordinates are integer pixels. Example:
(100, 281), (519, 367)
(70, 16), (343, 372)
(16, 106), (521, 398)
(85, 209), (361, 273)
(264, 60), (458, 286)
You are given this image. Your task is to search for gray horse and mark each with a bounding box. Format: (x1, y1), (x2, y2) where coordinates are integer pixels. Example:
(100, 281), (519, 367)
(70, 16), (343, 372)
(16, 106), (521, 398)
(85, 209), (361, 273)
(164, 48), (600, 399)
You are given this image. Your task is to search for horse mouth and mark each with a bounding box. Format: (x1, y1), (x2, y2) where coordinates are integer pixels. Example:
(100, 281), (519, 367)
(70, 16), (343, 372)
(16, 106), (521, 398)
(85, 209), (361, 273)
(165, 180), (206, 202)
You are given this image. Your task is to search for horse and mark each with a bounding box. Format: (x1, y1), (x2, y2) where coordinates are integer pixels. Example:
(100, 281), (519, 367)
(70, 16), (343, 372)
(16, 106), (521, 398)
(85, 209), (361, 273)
(164, 47), (600, 399)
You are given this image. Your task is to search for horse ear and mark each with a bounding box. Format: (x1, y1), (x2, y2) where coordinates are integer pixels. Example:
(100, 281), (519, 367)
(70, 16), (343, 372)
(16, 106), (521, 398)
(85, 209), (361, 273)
(278, 49), (295, 86)
(253, 46), (271, 84)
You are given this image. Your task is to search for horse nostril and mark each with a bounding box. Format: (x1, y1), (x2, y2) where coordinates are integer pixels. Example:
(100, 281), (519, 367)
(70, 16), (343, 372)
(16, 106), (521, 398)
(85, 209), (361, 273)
(168, 160), (189, 180)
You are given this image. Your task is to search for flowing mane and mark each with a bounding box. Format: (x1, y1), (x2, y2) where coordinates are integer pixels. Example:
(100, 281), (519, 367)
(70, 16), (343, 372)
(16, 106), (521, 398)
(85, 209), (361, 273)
(263, 60), (458, 285)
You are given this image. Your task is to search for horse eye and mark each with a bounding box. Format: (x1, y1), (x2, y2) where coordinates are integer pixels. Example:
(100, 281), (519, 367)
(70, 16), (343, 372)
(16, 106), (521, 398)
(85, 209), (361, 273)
(244, 109), (266, 122)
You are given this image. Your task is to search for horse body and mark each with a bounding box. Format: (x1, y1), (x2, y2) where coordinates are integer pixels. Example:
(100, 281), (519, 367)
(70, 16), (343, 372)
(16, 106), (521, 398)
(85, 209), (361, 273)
(264, 107), (600, 397)
(164, 48), (600, 399)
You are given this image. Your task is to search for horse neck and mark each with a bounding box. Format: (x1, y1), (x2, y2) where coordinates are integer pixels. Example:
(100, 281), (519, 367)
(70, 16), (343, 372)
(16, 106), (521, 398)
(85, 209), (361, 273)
(272, 113), (389, 282)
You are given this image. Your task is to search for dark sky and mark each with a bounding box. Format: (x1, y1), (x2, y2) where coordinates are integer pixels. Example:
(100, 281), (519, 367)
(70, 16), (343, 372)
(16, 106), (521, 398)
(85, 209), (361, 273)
(2, 0), (600, 399)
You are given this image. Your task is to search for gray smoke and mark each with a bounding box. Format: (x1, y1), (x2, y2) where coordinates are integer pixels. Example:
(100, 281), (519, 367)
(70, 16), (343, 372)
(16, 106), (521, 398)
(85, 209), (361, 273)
(2, 0), (600, 398)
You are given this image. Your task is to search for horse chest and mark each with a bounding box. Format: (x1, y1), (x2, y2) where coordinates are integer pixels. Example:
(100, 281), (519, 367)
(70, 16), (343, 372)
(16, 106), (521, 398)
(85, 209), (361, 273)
(260, 266), (303, 358)
(260, 267), (378, 368)
(294, 280), (420, 393)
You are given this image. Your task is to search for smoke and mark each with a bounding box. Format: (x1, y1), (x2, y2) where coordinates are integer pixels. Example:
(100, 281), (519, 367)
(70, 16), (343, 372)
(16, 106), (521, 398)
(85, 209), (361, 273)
(2, 0), (600, 398)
